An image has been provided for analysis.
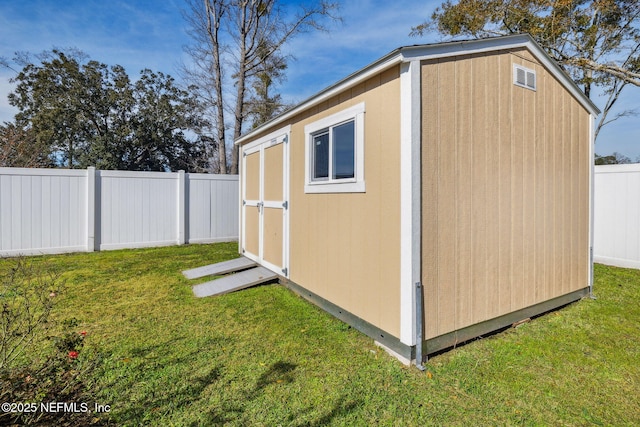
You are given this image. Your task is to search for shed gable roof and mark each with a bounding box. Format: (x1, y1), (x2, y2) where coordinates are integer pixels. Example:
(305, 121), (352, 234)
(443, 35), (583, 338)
(236, 33), (599, 145)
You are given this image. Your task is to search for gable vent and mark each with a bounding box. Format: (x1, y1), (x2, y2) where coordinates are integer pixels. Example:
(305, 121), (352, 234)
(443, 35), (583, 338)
(513, 64), (536, 91)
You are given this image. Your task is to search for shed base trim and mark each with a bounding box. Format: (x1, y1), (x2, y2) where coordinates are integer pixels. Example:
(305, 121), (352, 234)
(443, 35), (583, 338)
(280, 279), (588, 365)
(422, 287), (590, 359)
(281, 278), (413, 361)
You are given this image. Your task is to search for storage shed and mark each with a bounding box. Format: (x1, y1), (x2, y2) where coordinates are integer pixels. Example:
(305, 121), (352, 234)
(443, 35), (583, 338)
(235, 34), (599, 365)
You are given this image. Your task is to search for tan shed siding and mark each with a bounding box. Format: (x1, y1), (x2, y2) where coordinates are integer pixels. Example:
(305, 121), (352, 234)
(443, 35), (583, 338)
(287, 66), (402, 337)
(245, 152), (260, 200)
(262, 207), (283, 267)
(421, 48), (591, 339)
(263, 143), (283, 201)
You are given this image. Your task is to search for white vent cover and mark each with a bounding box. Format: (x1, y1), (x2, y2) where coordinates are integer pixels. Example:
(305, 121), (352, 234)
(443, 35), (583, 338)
(513, 64), (536, 91)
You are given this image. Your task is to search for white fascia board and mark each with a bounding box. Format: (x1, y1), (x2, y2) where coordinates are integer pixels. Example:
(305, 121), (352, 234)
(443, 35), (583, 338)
(399, 60), (421, 346)
(399, 34), (599, 116)
(237, 35), (598, 147)
(235, 56), (403, 146)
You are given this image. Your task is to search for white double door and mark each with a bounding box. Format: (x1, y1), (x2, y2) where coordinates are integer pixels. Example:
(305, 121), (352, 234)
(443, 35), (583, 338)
(241, 128), (289, 276)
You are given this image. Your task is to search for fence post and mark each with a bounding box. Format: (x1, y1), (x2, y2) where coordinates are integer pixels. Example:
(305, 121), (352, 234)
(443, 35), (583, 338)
(177, 170), (186, 245)
(86, 166), (96, 252)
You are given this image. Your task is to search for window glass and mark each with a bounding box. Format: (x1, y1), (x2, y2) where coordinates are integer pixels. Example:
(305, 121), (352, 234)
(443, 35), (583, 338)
(303, 102), (364, 193)
(313, 132), (329, 180)
(332, 121), (355, 179)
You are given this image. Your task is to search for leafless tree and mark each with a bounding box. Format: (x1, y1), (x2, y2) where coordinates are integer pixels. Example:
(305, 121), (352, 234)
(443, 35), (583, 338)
(182, 0), (339, 174)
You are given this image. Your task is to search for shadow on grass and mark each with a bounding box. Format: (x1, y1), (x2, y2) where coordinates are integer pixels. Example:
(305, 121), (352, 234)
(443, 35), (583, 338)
(255, 361), (297, 390)
(198, 360), (361, 426)
(112, 364), (222, 424)
(96, 336), (224, 424)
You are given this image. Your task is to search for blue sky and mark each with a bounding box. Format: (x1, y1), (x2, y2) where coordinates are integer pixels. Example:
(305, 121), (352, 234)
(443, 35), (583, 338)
(0, 0), (638, 159)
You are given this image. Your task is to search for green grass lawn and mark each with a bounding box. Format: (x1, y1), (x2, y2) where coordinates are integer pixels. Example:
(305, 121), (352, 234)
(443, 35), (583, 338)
(2, 243), (639, 426)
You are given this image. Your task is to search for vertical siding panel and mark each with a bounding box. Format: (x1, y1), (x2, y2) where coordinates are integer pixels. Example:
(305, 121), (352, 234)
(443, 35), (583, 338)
(129, 178), (138, 243)
(221, 179), (229, 237)
(116, 178), (125, 244)
(377, 74), (401, 334)
(41, 177), (52, 249)
(544, 73), (555, 301)
(117, 177), (125, 244)
(327, 194), (347, 307)
(0, 176), (8, 250)
(471, 55), (489, 323)
(220, 180), (228, 237)
(105, 177), (114, 245)
(67, 177), (76, 246)
(551, 81), (561, 299)
(534, 65), (547, 303)
(422, 60), (441, 338)
(498, 54), (512, 313)
(101, 178), (111, 246)
(485, 55), (501, 320)
(31, 176), (42, 250)
(141, 178), (149, 243)
(61, 177), (72, 247)
(200, 180), (209, 239)
(208, 180), (216, 238)
(2, 176), (12, 249)
(562, 91), (572, 294)
(22, 176), (32, 249)
(456, 58), (473, 329)
(633, 174), (640, 262)
(437, 58), (458, 335)
(134, 178), (143, 243)
(153, 178), (160, 242)
(51, 177), (62, 247)
(201, 177), (210, 240)
(511, 64), (525, 311)
(317, 194), (329, 297)
(202, 179), (211, 239)
(522, 71), (537, 306)
(72, 176), (82, 246)
(11, 176), (22, 249)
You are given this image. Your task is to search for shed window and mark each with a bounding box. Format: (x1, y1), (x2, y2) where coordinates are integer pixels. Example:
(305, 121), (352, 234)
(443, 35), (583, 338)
(513, 64), (536, 91)
(304, 103), (365, 193)
(311, 120), (355, 181)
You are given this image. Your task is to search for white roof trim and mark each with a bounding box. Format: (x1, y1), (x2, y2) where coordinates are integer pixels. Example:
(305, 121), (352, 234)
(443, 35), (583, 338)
(236, 54), (402, 145)
(236, 34), (599, 145)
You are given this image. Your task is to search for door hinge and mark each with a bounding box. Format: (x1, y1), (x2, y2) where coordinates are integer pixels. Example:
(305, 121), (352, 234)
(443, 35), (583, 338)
(282, 201), (288, 209)
(242, 200), (246, 206)
(282, 267), (288, 276)
(283, 135), (288, 144)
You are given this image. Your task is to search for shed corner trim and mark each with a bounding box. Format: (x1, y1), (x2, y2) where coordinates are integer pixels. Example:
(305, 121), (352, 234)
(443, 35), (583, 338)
(399, 59), (422, 347)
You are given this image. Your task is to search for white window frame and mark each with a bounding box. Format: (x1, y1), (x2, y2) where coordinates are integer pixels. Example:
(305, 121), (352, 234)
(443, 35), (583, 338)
(304, 102), (365, 193)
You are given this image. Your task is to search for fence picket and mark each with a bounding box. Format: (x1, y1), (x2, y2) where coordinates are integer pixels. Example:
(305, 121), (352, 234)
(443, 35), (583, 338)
(0, 167), (238, 256)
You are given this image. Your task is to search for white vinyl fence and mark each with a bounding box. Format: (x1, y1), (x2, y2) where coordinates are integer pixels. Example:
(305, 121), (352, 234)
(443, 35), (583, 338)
(0, 167), (238, 256)
(594, 164), (640, 269)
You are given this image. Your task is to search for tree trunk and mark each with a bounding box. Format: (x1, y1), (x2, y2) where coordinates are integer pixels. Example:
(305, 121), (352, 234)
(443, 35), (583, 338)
(205, 0), (228, 174)
(230, 1), (249, 175)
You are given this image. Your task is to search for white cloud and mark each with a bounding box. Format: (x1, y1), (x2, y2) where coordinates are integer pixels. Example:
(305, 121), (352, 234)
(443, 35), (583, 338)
(277, 0), (440, 103)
